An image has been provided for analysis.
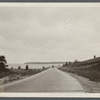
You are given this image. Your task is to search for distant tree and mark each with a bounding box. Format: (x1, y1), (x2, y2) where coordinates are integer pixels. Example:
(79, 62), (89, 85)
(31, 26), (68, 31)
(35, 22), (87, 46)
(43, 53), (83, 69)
(42, 66), (45, 69)
(75, 60), (78, 63)
(0, 55), (7, 70)
(94, 55), (96, 59)
(52, 65), (54, 68)
(65, 62), (68, 65)
(18, 66), (21, 69)
(25, 65), (29, 70)
(62, 62), (68, 67)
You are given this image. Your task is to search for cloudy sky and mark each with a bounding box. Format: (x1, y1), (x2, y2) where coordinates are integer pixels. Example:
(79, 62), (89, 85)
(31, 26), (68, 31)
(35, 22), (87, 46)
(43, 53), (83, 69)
(0, 4), (100, 63)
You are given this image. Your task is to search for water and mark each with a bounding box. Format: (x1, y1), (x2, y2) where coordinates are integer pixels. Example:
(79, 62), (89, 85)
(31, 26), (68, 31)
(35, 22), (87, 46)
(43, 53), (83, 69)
(8, 63), (63, 69)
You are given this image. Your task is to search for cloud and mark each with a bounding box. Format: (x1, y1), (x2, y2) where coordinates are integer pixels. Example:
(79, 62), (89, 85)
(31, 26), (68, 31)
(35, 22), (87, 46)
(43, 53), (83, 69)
(0, 6), (100, 63)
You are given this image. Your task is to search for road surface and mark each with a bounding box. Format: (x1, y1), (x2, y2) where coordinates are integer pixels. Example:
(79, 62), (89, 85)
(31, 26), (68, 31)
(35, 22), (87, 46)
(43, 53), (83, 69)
(1, 68), (84, 92)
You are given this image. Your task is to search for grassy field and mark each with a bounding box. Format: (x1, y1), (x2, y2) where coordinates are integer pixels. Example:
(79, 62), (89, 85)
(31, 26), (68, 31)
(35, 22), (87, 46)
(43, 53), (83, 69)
(58, 57), (100, 82)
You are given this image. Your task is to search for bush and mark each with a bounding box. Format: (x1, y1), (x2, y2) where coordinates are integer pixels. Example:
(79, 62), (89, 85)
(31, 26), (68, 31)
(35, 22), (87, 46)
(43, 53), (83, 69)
(25, 65), (29, 70)
(0, 55), (7, 70)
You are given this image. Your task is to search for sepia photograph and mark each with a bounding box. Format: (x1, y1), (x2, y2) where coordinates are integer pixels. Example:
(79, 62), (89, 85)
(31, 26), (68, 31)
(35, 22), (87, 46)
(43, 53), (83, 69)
(0, 3), (100, 97)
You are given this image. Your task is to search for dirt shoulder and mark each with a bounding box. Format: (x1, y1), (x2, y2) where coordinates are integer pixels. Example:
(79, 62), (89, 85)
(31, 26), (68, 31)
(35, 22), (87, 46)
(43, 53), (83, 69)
(59, 69), (100, 93)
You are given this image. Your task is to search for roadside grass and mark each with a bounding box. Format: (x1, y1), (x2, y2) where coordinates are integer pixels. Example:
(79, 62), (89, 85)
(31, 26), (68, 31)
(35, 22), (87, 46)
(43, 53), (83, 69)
(10, 68), (47, 76)
(0, 67), (49, 84)
(0, 68), (11, 78)
(58, 63), (100, 82)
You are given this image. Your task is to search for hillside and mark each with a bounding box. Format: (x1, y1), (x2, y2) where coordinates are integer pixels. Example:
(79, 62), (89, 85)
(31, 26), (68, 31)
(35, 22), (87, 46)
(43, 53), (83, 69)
(71, 57), (100, 67)
(58, 57), (100, 82)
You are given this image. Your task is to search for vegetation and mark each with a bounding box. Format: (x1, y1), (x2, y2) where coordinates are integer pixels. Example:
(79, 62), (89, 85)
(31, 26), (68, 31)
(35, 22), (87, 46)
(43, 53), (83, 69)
(58, 57), (100, 82)
(0, 67), (49, 85)
(25, 65), (29, 70)
(42, 66), (45, 69)
(0, 55), (7, 70)
(0, 55), (11, 78)
(52, 65), (54, 68)
(18, 66), (21, 69)
(0, 55), (50, 85)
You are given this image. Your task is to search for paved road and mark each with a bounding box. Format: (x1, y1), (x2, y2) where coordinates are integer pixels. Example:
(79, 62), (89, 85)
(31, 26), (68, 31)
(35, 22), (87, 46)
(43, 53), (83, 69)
(1, 68), (84, 92)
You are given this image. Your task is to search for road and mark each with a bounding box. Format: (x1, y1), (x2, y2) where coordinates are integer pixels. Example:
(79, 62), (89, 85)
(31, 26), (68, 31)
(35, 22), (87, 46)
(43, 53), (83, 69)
(1, 68), (84, 92)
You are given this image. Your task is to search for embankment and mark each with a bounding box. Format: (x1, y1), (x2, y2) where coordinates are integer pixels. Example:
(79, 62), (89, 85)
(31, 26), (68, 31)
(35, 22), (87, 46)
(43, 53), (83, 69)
(58, 57), (100, 92)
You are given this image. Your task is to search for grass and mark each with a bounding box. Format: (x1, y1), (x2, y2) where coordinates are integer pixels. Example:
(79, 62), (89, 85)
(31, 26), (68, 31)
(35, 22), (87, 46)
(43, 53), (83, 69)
(0, 68), (12, 78)
(58, 58), (100, 82)
(0, 67), (49, 84)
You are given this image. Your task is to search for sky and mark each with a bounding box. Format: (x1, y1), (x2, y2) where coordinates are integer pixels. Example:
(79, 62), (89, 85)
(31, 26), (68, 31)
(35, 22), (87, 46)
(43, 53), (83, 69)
(0, 4), (100, 63)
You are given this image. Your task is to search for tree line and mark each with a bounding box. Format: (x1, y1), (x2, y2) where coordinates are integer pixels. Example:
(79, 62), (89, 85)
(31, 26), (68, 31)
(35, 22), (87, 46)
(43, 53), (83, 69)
(0, 55), (46, 70)
(0, 55), (29, 70)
